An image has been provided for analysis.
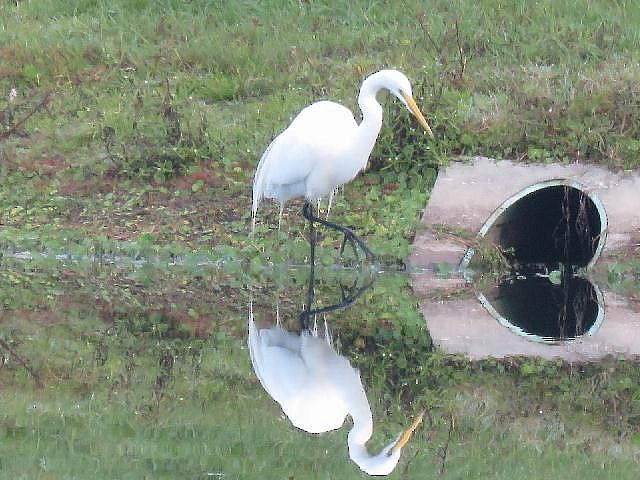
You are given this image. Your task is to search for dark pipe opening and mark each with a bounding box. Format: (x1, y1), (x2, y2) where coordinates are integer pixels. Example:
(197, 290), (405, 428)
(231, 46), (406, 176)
(493, 185), (602, 268)
(484, 275), (600, 340)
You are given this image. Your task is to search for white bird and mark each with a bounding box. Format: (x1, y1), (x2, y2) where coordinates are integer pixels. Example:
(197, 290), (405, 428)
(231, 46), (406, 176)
(251, 69), (433, 237)
(248, 306), (424, 476)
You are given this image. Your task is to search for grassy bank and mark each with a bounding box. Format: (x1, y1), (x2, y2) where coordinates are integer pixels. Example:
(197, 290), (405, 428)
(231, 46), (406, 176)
(1, 0), (640, 478)
(2, 0), (640, 260)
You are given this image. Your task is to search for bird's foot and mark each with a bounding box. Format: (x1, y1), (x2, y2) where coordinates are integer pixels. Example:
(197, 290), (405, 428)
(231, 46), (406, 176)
(302, 201), (374, 261)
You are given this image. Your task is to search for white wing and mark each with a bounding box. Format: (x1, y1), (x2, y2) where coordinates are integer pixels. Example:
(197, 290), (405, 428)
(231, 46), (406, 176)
(252, 101), (358, 230)
(248, 312), (355, 433)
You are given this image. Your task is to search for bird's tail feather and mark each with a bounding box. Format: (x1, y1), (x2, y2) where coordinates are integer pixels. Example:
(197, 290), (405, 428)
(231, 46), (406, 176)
(252, 136), (277, 236)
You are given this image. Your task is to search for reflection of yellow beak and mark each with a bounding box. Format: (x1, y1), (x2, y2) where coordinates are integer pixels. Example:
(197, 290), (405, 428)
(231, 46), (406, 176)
(390, 411), (425, 455)
(403, 94), (434, 138)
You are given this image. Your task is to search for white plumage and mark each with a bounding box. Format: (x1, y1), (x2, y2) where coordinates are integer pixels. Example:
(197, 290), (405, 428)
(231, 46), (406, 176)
(252, 69), (433, 232)
(248, 306), (423, 476)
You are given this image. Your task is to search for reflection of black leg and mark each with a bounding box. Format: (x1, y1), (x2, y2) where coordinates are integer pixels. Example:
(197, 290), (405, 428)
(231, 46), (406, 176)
(299, 273), (314, 332)
(301, 201), (374, 260)
(299, 210), (316, 331)
(306, 214), (316, 327)
(298, 271), (374, 331)
(305, 276), (375, 317)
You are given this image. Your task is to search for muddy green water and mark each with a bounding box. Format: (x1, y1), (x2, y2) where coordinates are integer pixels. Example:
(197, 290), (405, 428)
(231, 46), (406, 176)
(1, 254), (639, 479)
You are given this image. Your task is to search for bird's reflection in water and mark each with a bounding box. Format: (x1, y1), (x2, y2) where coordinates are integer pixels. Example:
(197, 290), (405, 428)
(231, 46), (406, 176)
(248, 272), (423, 476)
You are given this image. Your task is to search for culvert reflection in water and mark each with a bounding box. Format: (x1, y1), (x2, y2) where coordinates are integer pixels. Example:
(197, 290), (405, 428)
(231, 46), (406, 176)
(413, 159), (640, 359)
(478, 272), (604, 343)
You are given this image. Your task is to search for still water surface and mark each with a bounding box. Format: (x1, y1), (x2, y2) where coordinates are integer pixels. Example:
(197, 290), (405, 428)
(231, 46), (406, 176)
(1, 252), (639, 478)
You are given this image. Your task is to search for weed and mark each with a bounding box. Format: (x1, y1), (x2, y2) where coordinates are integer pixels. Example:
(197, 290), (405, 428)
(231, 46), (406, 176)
(0, 90), (51, 141)
(468, 239), (515, 284)
(94, 78), (218, 180)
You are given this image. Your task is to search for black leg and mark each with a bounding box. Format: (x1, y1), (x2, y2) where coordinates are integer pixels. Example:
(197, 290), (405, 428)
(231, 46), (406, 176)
(306, 211), (316, 326)
(301, 201), (374, 260)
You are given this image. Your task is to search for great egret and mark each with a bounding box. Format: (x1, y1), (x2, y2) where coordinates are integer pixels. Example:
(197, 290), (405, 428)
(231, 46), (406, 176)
(248, 306), (424, 476)
(251, 69), (433, 256)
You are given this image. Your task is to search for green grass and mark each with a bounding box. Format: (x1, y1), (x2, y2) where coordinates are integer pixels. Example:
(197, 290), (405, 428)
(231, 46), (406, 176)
(1, 0), (640, 478)
(2, 1), (640, 255)
(4, 0), (640, 179)
(2, 0), (640, 265)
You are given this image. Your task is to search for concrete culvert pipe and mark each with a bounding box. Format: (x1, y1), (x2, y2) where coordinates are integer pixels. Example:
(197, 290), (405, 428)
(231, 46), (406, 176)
(409, 157), (640, 361)
(462, 179), (608, 270)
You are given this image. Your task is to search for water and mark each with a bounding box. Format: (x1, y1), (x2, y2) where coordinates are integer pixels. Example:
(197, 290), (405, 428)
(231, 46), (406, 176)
(480, 273), (602, 342)
(1, 249), (640, 478)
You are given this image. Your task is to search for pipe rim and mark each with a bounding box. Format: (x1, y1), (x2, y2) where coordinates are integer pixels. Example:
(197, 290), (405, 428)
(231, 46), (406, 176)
(476, 279), (605, 344)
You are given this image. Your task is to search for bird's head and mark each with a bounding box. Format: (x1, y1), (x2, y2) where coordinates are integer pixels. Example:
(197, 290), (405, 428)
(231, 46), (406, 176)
(349, 411), (425, 476)
(377, 69), (434, 138)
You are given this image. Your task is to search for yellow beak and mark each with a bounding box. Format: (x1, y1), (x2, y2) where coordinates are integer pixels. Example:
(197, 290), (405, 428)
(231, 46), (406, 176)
(403, 94), (434, 138)
(390, 410), (425, 455)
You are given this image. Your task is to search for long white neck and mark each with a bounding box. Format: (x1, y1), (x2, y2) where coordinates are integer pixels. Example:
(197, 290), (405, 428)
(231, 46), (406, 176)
(355, 73), (386, 157)
(346, 385), (402, 476)
(328, 72), (389, 187)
